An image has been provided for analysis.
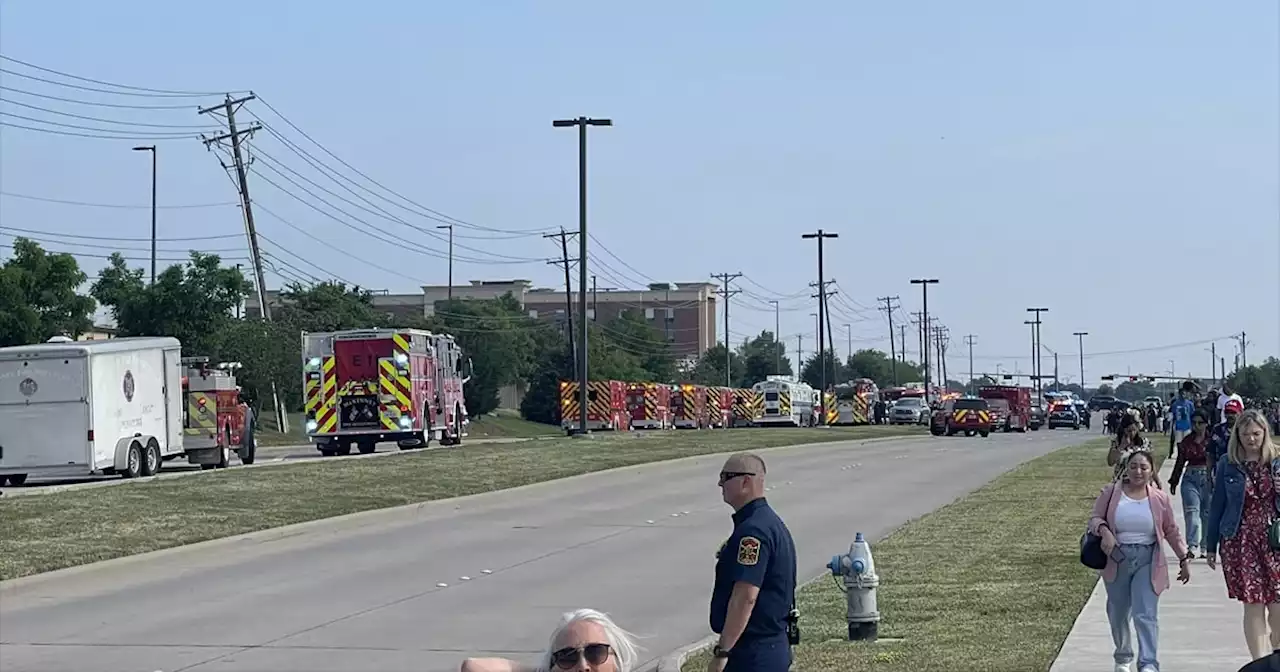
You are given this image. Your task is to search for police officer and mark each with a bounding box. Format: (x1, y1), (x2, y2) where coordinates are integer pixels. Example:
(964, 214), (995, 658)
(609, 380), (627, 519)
(709, 452), (797, 672)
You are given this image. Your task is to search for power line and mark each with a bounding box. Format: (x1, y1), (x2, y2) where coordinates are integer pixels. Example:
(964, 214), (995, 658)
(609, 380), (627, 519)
(0, 54), (236, 96)
(0, 85), (201, 110)
(0, 119), (198, 141)
(0, 225), (240, 243)
(0, 66), (225, 99)
(0, 191), (237, 210)
(0, 97), (219, 129)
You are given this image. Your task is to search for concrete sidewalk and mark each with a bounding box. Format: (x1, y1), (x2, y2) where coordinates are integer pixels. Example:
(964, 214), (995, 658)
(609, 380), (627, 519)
(1051, 461), (1257, 671)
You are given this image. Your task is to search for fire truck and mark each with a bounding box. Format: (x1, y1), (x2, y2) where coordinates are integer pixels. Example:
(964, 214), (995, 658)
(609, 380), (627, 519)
(977, 385), (1032, 433)
(301, 328), (470, 456)
(752, 376), (816, 427)
(671, 383), (709, 429)
(560, 379), (629, 432)
(707, 387), (734, 428)
(832, 378), (879, 425)
(625, 382), (671, 430)
(181, 357), (256, 469)
(731, 388), (762, 427)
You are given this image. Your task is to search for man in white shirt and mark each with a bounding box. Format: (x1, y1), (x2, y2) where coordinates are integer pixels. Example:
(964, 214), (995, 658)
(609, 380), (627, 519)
(1217, 383), (1243, 424)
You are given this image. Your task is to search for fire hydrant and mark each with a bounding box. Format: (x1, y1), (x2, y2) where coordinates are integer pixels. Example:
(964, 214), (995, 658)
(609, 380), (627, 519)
(827, 532), (881, 641)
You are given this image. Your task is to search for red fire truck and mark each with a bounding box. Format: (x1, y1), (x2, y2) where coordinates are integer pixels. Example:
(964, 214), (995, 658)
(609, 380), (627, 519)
(302, 328), (470, 456)
(977, 385), (1032, 433)
(560, 380), (629, 432)
(181, 358), (255, 469)
(707, 386), (734, 428)
(625, 382), (671, 430)
(671, 383), (709, 429)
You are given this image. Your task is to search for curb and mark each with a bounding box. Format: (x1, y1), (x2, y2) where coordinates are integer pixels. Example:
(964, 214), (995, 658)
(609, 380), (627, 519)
(657, 635), (717, 672)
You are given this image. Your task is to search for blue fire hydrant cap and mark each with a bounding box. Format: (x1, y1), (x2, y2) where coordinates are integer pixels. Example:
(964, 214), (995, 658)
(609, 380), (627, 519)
(855, 532), (865, 543)
(852, 559), (866, 574)
(828, 555), (841, 576)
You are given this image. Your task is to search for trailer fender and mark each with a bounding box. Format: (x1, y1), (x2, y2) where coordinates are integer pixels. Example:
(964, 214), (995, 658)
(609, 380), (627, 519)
(112, 435), (150, 470)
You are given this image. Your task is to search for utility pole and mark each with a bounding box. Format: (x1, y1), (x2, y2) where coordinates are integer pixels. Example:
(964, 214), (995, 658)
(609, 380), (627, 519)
(878, 296), (901, 384)
(797, 334), (804, 371)
(436, 224), (454, 301)
(803, 230), (838, 422)
(935, 325), (950, 388)
(711, 272), (743, 388)
(910, 279), (939, 401)
(843, 324), (852, 362)
(131, 145), (157, 284)
(963, 334), (977, 385)
(1238, 331), (1248, 368)
(899, 324), (908, 365)
(910, 311), (924, 369)
(769, 300), (781, 375)
(811, 279), (837, 385)
(591, 274), (597, 320)
(544, 228), (578, 377)
(1073, 332), (1088, 392)
(198, 94), (287, 433)
(553, 116), (611, 435)
(1026, 308), (1049, 400)
(1211, 342), (1217, 381)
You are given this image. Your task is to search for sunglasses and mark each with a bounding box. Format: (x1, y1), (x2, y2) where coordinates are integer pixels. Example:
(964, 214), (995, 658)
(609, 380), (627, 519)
(719, 471), (756, 485)
(552, 643), (613, 669)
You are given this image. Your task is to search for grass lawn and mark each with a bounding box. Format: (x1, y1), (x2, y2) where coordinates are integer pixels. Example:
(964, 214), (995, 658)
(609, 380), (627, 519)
(0, 424), (921, 581)
(683, 434), (1169, 672)
(253, 409), (560, 446)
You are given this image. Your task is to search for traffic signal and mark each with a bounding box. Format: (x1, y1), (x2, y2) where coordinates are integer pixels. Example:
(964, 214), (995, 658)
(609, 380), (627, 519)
(1101, 375), (1116, 381)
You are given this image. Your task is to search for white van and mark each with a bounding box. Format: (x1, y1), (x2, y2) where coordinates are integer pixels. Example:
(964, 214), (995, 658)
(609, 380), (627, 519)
(0, 336), (185, 485)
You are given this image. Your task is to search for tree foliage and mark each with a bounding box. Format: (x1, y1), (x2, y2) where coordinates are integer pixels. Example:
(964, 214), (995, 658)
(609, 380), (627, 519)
(1227, 357), (1280, 401)
(91, 251), (250, 357)
(0, 238), (95, 346)
(1096, 383), (1115, 396)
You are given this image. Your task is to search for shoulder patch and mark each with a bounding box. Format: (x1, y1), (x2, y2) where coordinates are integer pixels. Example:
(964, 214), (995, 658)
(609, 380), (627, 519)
(737, 536), (761, 566)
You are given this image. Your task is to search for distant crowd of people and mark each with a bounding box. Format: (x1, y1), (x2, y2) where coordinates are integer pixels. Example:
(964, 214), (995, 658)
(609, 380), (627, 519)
(1091, 380), (1280, 672)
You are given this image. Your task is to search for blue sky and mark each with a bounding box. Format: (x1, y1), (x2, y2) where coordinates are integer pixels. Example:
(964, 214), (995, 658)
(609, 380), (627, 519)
(1, 0), (1276, 383)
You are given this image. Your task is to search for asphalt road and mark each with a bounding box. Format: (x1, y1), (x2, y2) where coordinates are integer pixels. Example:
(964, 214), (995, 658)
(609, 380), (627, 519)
(0, 429), (1097, 672)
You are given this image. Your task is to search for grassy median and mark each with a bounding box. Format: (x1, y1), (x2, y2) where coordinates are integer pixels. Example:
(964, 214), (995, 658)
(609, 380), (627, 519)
(0, 425), (919, 581)
(683, 434), (1168, 672)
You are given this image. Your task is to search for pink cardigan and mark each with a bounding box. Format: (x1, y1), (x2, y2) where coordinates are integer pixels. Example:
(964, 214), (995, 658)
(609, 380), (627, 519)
(1087, 482), (1188, 595)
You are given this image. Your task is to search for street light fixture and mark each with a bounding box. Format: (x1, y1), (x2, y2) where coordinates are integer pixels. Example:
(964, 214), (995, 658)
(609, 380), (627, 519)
(132, 145), (157, 284)
(910, 279), (939, 401)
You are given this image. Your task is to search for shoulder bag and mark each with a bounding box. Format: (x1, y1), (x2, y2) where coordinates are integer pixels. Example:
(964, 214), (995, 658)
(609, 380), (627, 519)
(1080, 485), (1117, 570)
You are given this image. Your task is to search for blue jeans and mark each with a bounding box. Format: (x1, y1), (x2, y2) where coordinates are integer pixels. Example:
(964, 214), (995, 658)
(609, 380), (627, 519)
(1179, 467), (1207, 550)
(1105, 543), (1160, 669)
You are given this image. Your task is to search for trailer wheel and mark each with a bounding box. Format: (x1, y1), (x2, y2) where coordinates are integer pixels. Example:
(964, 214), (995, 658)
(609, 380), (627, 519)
(121, 442), (144, 479)
(140, 441), (162, 477)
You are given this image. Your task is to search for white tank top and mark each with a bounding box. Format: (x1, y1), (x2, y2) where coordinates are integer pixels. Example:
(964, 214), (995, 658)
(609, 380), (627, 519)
(1114, 492), (1156, 545)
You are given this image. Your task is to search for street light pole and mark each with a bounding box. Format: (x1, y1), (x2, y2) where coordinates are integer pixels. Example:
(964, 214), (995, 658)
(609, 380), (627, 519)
(1027, 307), (1049, 399)
(132, 145), (157, 284)
(553, 116), (611, 436)
(910, 279), (939, 402)
(769, 300), (781, 375)
(803, 230), (838, 425)
(1073, 332), (1088, 392)
(436, 224), (453, 302)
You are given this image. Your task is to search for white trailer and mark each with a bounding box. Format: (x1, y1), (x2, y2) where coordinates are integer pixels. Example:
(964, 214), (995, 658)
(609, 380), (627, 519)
(0, 336), (185, 485)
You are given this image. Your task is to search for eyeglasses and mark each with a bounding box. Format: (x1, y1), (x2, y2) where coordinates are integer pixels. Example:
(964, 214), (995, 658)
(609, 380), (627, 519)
(551, 643), (613, 669)
(719, 471), (756, 485)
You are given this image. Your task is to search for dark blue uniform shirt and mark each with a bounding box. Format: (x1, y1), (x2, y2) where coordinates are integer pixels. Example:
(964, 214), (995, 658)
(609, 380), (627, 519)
(710, 497), (797, 642)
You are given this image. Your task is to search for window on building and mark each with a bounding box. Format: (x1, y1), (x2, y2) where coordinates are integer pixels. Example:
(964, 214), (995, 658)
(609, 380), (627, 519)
(587, 309), (596, 320)
(645, 308), (655, 319)
(528, 310), (538, 319)
(665, 307), (675, 321)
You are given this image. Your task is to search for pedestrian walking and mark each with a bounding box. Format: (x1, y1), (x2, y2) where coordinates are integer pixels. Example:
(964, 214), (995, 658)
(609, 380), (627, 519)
(1169, 411), (1212, 557)
(1109, 414), (1155, 484)
(1088, 447), (1193, 672)
(709, 453), (797, 672)
(1172, 390), (1196, 451)
(1204, 409), (1280, 661)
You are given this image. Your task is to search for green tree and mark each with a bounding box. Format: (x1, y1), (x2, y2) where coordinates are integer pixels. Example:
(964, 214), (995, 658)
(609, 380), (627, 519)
(736, 330), (791, 386)
(843, 349), (926, 388)
(274, 281), (382, 332)
(1228, 358), (1280, 401)
(800, 349), (844, 390)
(689, 343), (744, 387)
(1097, 383), (1116, 397)
(212, 318), (299, 411)
(91, 251), (249, 356)
(1114, 380), (1158, 401)
(0, 238), (95, 346)
(599, 311), (675, 382)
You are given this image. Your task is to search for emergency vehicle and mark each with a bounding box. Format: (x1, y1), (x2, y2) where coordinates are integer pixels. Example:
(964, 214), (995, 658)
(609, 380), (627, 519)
(559, 379), (629, 432)
(625, 382), (671, 430)
(708, 386), (734, 428)
(945, 397), (993, 437)
(731, 388), (762, 427)
(751, 376), (816, 427)
(671, 383), (709, 429)
(977, 384), (1032, 433)
(182, 357), (256, 468)
(832, 378), (879, 425)
(302, 328), (470, 456)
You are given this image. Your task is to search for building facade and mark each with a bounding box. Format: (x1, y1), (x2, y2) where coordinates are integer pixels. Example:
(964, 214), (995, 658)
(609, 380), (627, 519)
(246, 280), (718, 360)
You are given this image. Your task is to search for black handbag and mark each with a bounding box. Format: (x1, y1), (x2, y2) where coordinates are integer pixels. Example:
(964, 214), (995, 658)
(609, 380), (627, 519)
(1080, 531), (1108, 569)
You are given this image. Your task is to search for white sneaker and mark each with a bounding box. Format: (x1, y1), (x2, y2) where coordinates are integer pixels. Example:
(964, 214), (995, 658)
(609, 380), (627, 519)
(1114, 664), (1131, 672)
(1139, 666), (1157, 672)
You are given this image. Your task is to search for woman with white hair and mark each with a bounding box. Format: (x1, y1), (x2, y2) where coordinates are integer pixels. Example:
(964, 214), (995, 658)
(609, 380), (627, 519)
(460, 608), (641, 672)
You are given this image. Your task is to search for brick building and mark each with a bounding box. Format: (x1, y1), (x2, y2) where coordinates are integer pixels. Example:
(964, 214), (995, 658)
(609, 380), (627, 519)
(246, 280), (718, 362)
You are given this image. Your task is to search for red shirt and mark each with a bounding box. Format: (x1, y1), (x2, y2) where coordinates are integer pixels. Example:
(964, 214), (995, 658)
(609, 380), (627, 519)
(1178, 432), (1209, 467)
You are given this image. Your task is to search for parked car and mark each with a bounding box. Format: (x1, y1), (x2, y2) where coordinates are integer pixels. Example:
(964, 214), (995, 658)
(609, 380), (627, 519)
(1087, 395), (1118, 412)
(890, 397), (930, 425)
(1048, 404), (1082, 430)
(1029, 401), (1045, 430)
(930, 399), (955, 436)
